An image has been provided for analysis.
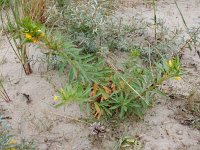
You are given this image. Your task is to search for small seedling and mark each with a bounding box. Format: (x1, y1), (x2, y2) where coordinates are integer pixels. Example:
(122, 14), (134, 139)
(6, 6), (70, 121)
(115, 136), (142, 150)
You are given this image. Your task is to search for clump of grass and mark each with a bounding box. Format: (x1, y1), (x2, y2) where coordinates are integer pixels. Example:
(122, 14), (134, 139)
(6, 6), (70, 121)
(0, 0), (9, 9)
(21, 0), (47, 23)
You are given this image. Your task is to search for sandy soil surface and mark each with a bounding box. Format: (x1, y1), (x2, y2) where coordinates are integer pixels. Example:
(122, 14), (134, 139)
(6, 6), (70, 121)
(119, 0), (200, 28)
(0, 0), (200, 149)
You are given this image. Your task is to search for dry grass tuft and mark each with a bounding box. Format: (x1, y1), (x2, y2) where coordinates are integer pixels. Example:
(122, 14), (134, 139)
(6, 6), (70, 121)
(21, 0), (47, 22)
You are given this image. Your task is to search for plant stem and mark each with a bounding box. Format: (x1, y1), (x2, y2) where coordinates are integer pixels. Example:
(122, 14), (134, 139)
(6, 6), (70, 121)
(48, 110), (90, 125)
(23, 63), (33, 75)
(174, 0), (188, 30)
(153, 0), (157, 43)
(0, 82), (12, 102)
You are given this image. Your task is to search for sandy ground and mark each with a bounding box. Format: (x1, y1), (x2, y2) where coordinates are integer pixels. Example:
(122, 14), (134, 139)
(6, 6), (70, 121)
(119, 0), (200, 28)
(0, 0), (200, 149)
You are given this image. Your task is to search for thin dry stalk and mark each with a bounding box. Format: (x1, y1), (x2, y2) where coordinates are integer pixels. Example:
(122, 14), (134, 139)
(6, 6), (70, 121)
(153, 0), (157, 43)
(0, 82), (12, 103)
(21, 0), (46, 22)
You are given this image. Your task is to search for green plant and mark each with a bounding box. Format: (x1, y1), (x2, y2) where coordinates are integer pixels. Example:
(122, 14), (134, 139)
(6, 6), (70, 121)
(43, 31), (112, 83)
(46, 0), (181, 58)
(100, 56), (181, 119)
(20, 17), (45, 43)
(54, 52), (182, 120)
(40, 1), (183, 121)
(0, 0), (9, 8)
(21, 0), (182, 121)
(45, 0), (118, 53)
(66, 0), (115, 53)
(115, 136), (142, 150)
(54, 83), (91, 108)
(102, 92), (140, 119)
(1, 1), (45, 75)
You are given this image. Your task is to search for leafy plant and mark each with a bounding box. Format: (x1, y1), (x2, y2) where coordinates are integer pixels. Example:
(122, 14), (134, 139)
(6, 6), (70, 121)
(20, 17), (45, 43)
(44, 0), (119, 53)
(43, 31), (112, 83)
(65, 0), (115, 53)
(102, 92), (140, 119)
(115, 136), (142, 150)
(99, 56), (181, 119)
(54, 53), (182, 120)
(38, 1), (183, 121)
(1, 1), (45, 75)
(54, 83), (91, 108)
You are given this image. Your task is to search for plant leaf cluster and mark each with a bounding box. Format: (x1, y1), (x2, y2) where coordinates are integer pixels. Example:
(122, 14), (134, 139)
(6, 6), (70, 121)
(55, 52), (182, 120)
